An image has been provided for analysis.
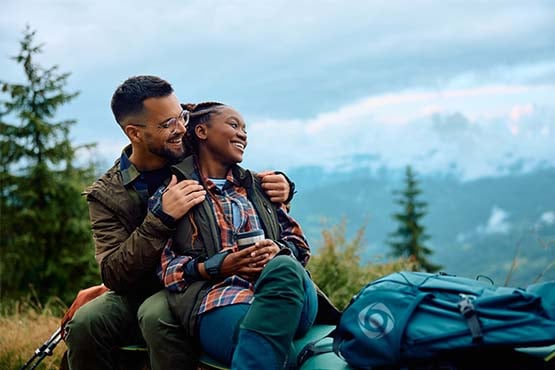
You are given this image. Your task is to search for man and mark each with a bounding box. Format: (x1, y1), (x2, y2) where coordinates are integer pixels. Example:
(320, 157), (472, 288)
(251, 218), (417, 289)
(64, 75), (294, 370)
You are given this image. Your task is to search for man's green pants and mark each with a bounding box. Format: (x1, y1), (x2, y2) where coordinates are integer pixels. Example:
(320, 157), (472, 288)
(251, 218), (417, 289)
(65, 289), (197, 370)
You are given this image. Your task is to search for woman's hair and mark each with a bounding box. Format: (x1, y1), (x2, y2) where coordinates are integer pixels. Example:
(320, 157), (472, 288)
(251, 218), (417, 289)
(182, 102), (227, 246)
(183, 101), (226, 154)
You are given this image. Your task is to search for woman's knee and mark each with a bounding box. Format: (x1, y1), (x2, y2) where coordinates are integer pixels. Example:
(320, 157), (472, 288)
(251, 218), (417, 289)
(255, 255), (307, 297)
(264, 255), (305, 278)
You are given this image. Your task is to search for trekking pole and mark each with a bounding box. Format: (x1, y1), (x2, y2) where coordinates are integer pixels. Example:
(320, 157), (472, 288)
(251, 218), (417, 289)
(28, 329), (62, 370)
(20, 327), (62, 370)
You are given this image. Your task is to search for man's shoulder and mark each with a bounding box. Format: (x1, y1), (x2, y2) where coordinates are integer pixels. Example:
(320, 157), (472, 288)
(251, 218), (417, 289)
(83, 159), (123, 199)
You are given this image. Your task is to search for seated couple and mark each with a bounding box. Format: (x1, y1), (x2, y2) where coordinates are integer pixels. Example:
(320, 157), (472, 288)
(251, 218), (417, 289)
(65, 76), (339, 370)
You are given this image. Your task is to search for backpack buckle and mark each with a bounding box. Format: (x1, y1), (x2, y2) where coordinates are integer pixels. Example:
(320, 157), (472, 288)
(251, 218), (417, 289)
(458, 294), (483, 343)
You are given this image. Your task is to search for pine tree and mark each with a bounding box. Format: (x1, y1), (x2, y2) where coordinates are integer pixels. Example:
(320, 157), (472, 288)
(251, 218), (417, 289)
(0, 26), (100, 304)
(387, 166), (441, 272)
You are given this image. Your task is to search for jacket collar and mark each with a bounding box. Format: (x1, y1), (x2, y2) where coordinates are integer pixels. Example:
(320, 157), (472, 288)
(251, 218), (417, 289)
(119, 145), (141, 187)
(171, 155), (253, 189)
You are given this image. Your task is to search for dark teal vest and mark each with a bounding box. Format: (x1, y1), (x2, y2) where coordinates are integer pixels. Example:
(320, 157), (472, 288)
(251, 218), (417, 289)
(167, 156), (341, 342)
(167, 156), (283, 337)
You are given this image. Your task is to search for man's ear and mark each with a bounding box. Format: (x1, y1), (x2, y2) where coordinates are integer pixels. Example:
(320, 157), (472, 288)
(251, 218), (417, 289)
(124, 125), (143, 143)
(195, 124), (208, 140)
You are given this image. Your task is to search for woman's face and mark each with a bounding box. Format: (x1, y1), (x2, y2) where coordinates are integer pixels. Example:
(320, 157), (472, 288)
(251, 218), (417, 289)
(199, 106), (248, 165)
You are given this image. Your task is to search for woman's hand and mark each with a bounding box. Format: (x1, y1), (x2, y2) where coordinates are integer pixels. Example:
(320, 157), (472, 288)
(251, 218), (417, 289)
(249, 239), (280, 268)
(217, 247), (264, 279)
(215, 240), (280, 280)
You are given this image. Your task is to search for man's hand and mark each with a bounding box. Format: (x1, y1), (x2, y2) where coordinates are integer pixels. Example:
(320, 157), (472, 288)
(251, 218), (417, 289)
(162, 175), (206, 219)
(258, 171), (290, 203)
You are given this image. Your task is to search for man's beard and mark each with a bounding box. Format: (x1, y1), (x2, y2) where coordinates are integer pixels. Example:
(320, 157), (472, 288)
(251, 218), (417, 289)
(150, 145), (186, 164)
(145, 132), (186, 164)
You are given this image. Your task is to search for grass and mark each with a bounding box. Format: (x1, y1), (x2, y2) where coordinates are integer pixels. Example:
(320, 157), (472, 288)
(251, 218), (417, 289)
(0, 299), (67, 370)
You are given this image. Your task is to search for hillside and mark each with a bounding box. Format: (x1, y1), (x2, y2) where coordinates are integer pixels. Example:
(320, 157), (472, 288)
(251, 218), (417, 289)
(288, 166), (555, 287)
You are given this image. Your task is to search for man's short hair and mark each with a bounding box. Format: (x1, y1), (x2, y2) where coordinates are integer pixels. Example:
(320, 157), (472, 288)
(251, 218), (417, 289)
(111, 75), (174, 126)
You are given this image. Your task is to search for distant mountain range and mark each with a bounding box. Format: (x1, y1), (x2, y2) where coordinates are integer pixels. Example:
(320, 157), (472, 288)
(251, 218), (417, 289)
(287, 164), (555, 288)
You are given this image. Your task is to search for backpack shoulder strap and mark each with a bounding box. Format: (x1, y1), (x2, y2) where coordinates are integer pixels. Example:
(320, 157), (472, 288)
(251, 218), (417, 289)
(296, 328), (337, 367)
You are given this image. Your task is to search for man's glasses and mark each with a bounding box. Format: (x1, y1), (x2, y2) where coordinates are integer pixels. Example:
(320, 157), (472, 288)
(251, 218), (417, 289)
(132, 109), (190, 134)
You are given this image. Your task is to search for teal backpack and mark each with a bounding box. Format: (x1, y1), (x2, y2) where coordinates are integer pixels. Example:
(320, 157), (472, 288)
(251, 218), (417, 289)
(298, 271), (555, 369)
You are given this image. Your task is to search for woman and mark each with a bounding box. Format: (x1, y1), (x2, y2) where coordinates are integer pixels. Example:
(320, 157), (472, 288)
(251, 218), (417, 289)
(158, 102), (329, 369)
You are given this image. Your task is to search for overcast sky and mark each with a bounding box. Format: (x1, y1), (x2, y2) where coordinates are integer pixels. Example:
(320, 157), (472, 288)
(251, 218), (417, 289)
(1, 0), (554, 180)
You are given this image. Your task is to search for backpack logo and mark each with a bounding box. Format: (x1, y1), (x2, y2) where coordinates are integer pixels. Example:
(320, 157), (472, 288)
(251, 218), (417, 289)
(358, 302), (394, 339)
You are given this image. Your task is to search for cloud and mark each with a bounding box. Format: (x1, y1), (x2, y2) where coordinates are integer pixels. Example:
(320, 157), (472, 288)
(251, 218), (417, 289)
(2, 1), (554, 109)
(510, 104), (535, 122)
(538, 211), (555, 226)
(432, 112), (473, 138)
(478, 206), (511, 235)
(1, 1), (554, 180)
(457, 205), (513, 242)
(243, 83), (555, 180)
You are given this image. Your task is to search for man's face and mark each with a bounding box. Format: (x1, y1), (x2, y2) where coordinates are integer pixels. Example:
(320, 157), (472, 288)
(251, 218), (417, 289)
(140, 94), (186, 163)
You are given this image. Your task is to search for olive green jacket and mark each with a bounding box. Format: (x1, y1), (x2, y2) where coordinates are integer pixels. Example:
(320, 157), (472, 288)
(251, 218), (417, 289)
(83, 147), (174, 300)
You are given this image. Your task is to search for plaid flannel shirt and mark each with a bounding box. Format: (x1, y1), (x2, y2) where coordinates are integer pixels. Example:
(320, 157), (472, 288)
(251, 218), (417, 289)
(158, 168), (310, 315)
